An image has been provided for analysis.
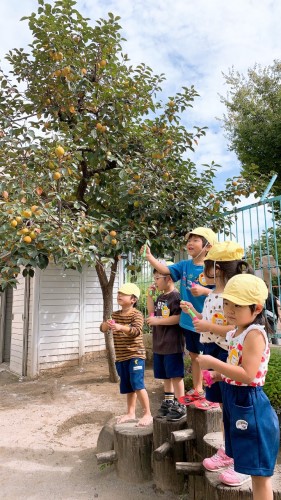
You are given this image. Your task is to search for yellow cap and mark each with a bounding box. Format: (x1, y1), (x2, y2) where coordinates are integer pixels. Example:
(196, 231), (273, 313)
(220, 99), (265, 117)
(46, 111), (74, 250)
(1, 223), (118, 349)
(204, 241), (244, 261)
(221, 274), (268, 306)
(118, 283), (140, 299)
(186, 227), (218, 246)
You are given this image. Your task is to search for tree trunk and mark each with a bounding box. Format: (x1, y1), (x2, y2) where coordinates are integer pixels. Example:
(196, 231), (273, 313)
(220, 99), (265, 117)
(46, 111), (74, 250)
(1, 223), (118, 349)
(95, 257), (119, 382)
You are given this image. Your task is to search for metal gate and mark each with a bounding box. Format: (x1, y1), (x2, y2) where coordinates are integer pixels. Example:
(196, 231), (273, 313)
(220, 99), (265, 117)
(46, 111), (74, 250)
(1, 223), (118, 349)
(125, 194), (281, 340)
(217, 194), (281, 341)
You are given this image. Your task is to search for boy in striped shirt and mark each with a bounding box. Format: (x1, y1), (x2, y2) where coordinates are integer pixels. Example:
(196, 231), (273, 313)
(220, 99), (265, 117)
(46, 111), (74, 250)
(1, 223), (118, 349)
(100, 283), (152, 427)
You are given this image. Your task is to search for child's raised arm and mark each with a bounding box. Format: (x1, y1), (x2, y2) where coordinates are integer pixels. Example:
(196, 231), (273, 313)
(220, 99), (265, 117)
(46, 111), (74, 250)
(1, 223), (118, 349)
(140, 244), (170, 275)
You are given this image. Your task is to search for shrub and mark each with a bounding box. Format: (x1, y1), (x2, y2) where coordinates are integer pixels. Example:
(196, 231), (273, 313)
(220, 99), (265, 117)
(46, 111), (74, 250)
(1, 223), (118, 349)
(264, 347), (281, 413)
(184, 355), (193, 392)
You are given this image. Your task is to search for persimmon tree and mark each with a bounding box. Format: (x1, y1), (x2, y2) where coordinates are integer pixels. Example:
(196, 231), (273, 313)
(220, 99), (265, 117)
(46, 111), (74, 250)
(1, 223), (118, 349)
(0, 0), (242, 380)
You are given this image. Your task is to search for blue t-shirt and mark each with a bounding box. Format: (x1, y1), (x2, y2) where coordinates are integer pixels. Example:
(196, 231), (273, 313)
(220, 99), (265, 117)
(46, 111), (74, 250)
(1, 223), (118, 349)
(168, 260), (209, 332)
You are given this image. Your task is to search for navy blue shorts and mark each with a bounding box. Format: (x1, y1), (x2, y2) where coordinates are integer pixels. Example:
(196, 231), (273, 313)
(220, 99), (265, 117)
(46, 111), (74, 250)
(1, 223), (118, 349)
(203, 343), (228, 403)
(184, 329), (204, 355)
(153, 352), (184, 379)
(115, 358), (146, 394)
(222, 383), (280, 476)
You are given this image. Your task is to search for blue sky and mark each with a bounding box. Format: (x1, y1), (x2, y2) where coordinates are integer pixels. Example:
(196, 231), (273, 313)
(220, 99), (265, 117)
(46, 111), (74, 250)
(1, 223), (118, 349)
(1, 0), (281, 190)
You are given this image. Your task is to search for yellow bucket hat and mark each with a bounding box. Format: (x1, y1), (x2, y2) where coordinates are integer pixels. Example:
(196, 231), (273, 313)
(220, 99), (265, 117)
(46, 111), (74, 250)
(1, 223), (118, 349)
(186, 227), (218, 246)
(204, 241), (244, 261)
(221, 274), (268, 306)
(118, 283), (140, 299)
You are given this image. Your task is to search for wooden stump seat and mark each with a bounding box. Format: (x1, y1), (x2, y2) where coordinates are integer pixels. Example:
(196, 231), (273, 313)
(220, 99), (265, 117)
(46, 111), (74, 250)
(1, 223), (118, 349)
(152, 416), (189, 494)
(96, 420), (153, 483)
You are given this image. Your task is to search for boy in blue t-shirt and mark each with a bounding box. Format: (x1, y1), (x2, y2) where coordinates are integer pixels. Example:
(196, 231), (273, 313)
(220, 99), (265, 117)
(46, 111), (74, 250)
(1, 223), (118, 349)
(142, 227), (217, 401)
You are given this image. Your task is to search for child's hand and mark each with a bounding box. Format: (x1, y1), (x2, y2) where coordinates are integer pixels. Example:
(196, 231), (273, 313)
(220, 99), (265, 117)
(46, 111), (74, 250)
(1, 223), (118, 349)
(100, 321), (110, 333)
(146, 316), (158, 326)
(193, 318), (210, 332)
(140, 243), (151, 258)
(190, 284), (208, 296)
(106, 319), (121, 332)
(202, 370), (222, 385)
(147, 283), (156, 296)
(180, 300), (194, 313)
(202, 370), (214, 387)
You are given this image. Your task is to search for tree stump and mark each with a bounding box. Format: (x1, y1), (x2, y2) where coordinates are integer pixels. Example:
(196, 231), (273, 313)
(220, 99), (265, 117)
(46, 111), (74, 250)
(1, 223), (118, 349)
(203, 431), (223, 459)
(186, 405), (222, 459)
(113, 421), (153, 483)
(172, 406), (222, 499)
(96, 417), (115, 453)
(152, 417), (188, 494)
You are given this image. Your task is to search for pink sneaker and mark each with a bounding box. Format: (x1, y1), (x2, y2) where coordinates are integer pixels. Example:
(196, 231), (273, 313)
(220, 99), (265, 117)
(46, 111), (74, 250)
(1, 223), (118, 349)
(219, 464), (251, 486)
(203, 447), (234, 471)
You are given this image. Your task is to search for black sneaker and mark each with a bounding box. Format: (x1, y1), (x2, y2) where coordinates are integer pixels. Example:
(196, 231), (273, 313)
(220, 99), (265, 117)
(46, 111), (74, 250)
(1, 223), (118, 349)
(166, 401), (187, 421)
(157, 399), (174, 418)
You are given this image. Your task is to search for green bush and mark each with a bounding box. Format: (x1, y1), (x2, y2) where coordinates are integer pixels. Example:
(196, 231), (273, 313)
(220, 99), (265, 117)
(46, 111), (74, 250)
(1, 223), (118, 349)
(264, 348), (281, 412)
(184, 355), (193, 392)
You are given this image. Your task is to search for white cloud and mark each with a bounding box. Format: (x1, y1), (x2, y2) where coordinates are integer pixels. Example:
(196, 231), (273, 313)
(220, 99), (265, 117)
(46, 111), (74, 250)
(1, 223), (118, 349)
(1, 0), (280, 186)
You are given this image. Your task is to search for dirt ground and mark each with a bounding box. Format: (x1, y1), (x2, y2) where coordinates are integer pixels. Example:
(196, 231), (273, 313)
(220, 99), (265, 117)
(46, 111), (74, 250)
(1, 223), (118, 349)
(0, 357), (179, 500)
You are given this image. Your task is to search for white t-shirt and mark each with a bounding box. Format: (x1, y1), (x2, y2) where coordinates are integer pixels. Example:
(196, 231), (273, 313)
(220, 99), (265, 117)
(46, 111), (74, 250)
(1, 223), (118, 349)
(222, 324), (269, 386)
(200, 291), (229, 350)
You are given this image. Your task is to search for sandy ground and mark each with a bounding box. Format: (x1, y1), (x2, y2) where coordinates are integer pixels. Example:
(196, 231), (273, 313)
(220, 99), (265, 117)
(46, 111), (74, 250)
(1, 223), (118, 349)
(0, 358), (179, 500)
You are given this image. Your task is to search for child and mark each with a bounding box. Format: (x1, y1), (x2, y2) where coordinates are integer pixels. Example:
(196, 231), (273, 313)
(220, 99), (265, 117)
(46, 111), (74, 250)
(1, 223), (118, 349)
(181, 241), (254, 483)
(100, 283), (152, 427)
(198, 274), (280, 499)
(141, 227), (217, 403)
(146, 264), (186, 421)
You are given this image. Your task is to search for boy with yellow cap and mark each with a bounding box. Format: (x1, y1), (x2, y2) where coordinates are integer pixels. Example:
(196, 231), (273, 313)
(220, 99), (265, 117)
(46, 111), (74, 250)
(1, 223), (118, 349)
(141, 227), (217, 408)
(100, 283), (152, 427)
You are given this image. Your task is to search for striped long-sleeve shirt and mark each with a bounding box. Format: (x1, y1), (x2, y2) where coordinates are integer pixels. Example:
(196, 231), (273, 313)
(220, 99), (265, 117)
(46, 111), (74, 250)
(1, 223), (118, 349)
(111, 309), (146, 362)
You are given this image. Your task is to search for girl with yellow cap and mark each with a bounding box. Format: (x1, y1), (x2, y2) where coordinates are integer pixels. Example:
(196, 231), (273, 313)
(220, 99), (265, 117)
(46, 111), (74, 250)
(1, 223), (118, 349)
(198, 274), (280, 499)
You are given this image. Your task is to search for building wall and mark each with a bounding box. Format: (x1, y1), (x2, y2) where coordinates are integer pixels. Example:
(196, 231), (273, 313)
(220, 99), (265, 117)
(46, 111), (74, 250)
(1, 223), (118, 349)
(4, 263), (121, 375)
(38, 266), (82, 370)
(4, 286), (13, 362)
(9, 274), (25, 374)
(36, 264), (120, 372)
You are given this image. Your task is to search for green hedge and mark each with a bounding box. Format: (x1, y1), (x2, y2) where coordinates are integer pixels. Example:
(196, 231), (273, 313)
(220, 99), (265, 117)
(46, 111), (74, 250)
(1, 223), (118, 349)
(264, 347), (281, 413)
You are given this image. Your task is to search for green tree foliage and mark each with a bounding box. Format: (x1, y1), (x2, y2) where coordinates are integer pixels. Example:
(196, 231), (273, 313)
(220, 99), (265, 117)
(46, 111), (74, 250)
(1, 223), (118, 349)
(264, 348), (281, 411)
(221, 60), (281, 193)
(0, 0), (241, 378)
(0, 0), (225, 286)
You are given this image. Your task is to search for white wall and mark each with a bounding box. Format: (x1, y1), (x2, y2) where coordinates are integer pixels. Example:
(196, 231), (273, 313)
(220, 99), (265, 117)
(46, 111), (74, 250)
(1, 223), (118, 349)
(9, 274), (25, 374)
(36, 264), (120, 371)
(5, 263), (121, 375)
